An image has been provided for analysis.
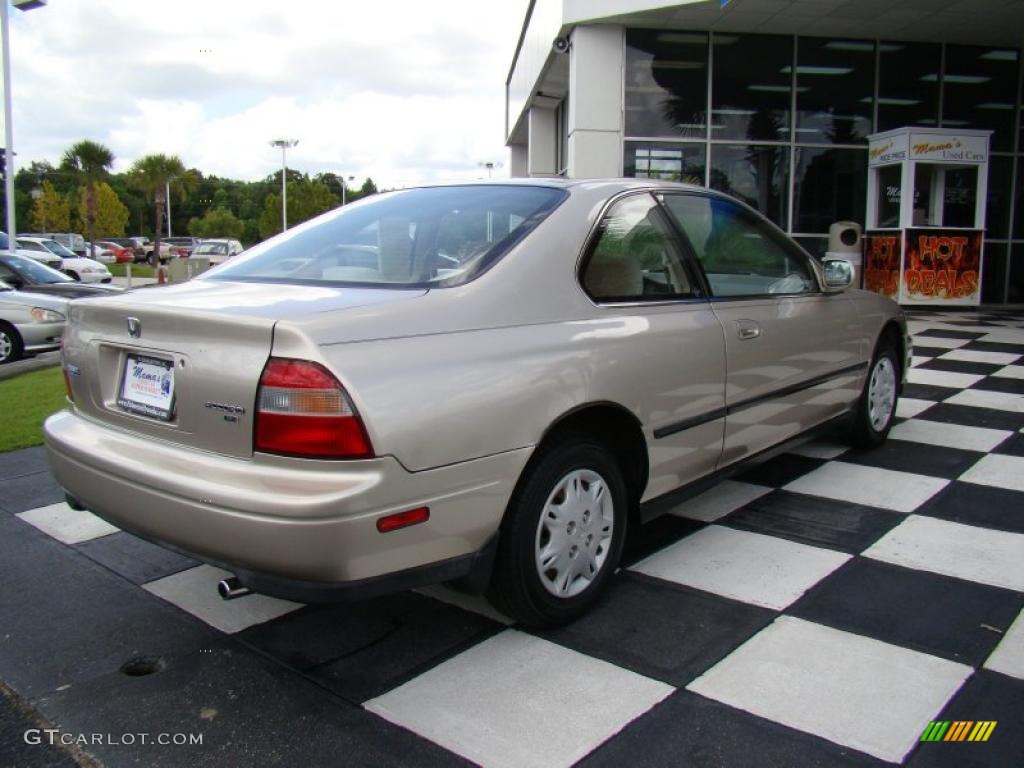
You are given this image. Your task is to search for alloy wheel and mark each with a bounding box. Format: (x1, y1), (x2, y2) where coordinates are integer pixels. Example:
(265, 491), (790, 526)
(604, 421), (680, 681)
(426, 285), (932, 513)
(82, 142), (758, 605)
(868, 356), (897, 432)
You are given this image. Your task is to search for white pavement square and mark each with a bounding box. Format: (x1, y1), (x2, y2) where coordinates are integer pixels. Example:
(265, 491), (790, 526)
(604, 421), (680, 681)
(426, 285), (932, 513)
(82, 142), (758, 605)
(865, 516), (1024, 593)
(944, 389), (1024, 413)
(993, 365), (1024, 380)
(687, 616), (972, 763)
(959, 454), (1024, 493)
(666, 480), (772, 523)
(888, 419), (1012, 453)
(784, 462), (948, 513)
(16, 503), (119, 545)
(631, 526), (850, 610)
(941, 349), (1020, 366)
(785, 439), (850, 460)
(984, 609), (1024, 681)
(910, 335), (970, 350)
(895, 397), (935, 419)
(365, 630), (673, 768)
(906, 368), (984, 389)
(143, 565), (301, 634)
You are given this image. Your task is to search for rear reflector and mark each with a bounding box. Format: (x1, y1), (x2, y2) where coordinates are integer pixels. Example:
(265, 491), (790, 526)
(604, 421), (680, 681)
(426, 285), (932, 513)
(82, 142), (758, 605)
(254, 358), (373, 459)
(377, 507), (430, 533)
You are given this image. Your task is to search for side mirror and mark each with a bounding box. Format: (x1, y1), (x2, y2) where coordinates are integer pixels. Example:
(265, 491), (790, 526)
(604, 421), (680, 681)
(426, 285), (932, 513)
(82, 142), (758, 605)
(822, 258), (854, 292)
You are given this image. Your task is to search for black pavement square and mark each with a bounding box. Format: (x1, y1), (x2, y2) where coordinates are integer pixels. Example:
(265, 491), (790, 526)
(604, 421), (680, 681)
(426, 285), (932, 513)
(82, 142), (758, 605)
(734, 453), (825, 488)
(901, 383), (953, 401)
(790, 559), (1023, 667)
(535, 573), (774, 688)
(994, 432), (1024, 457)
(905, 670), (1024, 768)
(960, 340), (1024, 356)
(918, 359), (1002, 376)
(840, 440), (982, 479)
(722, 490), (904, 554)
(241, 592), (502, 703)
(910, 345), (948, 359)
(915, 329), (986, 340)
(0, 514), (221, 700)
(0, 471), (64, 514)
(0, 446), (50, 479)
(579, 690), (886, 768)
(74, 531), (199, 585)
(921, 403), (1024, 432)
(916, 481), (1024, 534)
(970, 376), (1024, 395)
(36, 636), (470, 768)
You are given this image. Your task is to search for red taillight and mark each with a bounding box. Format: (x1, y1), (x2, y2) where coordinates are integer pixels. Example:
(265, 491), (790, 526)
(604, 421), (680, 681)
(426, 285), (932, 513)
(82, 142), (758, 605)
(254, 358), (373, 459)
(377, 507), (430, 533)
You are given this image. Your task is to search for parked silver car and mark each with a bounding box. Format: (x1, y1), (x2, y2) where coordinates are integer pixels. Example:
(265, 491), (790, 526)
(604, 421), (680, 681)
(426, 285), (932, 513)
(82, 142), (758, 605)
(45, 180), (907, 626)
(0, 280), (68, 363)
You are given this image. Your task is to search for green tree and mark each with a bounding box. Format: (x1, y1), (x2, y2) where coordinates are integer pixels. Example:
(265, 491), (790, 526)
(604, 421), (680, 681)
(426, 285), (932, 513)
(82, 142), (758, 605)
(29, 181), (71, 232)
(188, 206), (244, 239)
(60, 140), (114, 257)
(128, 154), (198, 265)
(257, 176), (338, 240)
(78, 181), (129, 237)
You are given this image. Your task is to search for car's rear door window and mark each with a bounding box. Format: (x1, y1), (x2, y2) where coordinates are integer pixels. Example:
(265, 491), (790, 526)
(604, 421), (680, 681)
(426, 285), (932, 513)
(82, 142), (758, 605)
(581, 194), (698, 302)
(660, 194), (817, 297)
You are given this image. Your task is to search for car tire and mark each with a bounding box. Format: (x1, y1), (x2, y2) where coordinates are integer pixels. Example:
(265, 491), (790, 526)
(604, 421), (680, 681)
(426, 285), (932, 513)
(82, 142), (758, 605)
(66, 270), (81, 282)
(0, 322), (24, 365)
(487, 434), (628, 627)
(848, 337), (900, 448)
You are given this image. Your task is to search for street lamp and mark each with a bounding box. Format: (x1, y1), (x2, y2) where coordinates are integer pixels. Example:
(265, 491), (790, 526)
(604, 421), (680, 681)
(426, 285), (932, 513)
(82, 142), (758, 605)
(269, 138), (297, 231)
(1, 0), (46, 240)
(478, 161), (503, 179)
(340, 174), (354, 206)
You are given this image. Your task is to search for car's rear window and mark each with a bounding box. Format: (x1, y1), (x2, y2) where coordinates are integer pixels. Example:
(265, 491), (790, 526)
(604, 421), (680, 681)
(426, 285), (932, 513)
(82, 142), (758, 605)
(205, 185), (566, 288)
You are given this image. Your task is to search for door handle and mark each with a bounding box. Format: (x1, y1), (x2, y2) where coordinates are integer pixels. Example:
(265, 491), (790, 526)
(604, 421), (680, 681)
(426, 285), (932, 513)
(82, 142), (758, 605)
(735, 320), (761, 340)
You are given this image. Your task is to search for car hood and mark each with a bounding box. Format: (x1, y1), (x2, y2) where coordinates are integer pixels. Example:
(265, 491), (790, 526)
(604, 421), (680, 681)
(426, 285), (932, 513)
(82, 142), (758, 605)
(0, 289), (70, 312)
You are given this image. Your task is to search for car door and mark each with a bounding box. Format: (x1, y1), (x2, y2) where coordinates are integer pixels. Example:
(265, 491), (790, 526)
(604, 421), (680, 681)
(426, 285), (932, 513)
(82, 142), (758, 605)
(659, 192), (864, 467)
(579, 192), (726, 500)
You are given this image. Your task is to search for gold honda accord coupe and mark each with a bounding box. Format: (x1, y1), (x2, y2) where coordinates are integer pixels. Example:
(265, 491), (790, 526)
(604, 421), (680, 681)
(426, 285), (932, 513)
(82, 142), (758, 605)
(45, 180), (907, 626)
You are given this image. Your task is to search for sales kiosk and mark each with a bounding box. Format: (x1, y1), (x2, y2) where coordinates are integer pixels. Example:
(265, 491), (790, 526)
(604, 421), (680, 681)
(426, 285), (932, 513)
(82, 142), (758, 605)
(863, 127), (990, 306)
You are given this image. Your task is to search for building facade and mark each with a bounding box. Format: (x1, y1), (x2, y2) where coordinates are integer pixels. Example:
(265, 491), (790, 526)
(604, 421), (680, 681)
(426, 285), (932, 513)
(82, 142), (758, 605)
(506, 0), (1024, 304)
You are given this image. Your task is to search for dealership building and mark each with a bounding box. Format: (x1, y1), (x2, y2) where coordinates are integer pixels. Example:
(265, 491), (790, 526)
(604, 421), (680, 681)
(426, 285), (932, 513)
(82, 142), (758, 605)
(505, 0), (1024, 304)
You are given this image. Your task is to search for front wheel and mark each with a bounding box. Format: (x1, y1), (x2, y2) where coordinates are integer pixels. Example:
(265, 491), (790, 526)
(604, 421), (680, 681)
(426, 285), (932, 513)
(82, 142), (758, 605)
(0, 322), (24, 365)
(848, 340), (899, 448)
(487, 435), (628, 627)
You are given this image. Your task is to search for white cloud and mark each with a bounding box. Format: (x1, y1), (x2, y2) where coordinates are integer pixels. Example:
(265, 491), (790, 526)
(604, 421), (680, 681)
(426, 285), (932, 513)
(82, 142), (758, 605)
(6, 0), (529, 187)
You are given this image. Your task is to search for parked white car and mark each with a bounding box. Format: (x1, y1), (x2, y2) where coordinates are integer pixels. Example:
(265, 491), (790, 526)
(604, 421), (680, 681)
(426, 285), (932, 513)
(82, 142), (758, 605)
(18, 238), (113, 283)
(0, 279), (68, 363)
(192, 239), (244, 265)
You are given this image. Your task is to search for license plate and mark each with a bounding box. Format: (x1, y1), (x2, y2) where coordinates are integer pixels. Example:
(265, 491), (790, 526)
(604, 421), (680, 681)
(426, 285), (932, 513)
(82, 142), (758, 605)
(118, 354), (176, 421)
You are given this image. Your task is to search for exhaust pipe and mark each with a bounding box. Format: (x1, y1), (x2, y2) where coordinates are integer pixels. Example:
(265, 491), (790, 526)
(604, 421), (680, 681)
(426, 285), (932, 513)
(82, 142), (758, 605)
(217, 576), (252, 600)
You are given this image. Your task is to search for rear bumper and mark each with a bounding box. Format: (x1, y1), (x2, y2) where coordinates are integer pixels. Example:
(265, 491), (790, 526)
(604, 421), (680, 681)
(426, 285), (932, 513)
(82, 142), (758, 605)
(44, 408), (530, 585)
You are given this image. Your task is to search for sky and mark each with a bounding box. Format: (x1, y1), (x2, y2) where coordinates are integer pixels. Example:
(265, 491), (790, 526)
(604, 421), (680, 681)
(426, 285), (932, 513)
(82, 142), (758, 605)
(5, 0), (529, 188)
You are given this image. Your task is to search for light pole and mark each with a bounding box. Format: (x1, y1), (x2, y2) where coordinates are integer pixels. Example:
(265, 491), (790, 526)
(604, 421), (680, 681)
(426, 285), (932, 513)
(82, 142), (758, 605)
(340, 174), (354, 206)
(165, 180), (172, 237)
(269, 139), (297, 231)
(478, 161), (503, 179)
(1, 0), (46, 240)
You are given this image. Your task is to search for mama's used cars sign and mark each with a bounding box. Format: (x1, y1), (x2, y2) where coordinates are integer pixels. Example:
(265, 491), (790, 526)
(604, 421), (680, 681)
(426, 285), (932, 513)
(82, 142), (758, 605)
(869, 129), (989, 167)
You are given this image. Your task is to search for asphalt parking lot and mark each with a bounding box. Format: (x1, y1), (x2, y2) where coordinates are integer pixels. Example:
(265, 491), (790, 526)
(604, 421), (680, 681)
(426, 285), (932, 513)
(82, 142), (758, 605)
(1, 309), (1022, 767)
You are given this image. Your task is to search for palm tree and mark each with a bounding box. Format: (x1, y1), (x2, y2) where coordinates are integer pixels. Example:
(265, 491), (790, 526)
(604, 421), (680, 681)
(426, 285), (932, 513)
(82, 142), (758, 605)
(61, 140), (114, 259)
(128, 154), (197, 266)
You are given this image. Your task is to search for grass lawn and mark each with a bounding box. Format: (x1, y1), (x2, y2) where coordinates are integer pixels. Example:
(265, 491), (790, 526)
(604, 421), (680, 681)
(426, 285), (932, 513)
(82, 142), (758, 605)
(108, 263), (156, 278)
(0, 367), (68, 453)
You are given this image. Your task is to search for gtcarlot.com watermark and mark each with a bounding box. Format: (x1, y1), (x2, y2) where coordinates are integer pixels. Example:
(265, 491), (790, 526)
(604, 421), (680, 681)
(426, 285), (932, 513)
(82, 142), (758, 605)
(25, 729), (203, 746)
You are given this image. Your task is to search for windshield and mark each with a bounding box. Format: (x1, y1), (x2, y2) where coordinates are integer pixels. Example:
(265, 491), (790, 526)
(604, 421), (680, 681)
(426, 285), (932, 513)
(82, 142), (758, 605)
(208, 185), (566, 288)
(40, 239), (77, 258)
(0, 255), (75, 284)
(195, 243), (226, 254)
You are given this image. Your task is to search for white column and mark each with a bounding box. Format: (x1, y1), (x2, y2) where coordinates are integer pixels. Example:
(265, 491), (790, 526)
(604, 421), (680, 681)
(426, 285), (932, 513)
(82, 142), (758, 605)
(528, 106), (558, 176)
(509, 144), (528, 178)
(567, 25), (624, 179)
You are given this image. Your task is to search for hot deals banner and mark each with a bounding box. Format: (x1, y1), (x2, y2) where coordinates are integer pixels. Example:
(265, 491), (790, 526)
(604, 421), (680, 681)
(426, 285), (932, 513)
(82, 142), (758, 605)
(903, 228), (982, 303)
(864, 232), (901, 300)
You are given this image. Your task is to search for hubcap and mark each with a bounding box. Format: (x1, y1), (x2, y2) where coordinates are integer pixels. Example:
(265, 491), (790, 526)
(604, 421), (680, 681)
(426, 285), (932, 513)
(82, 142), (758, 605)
(0, 331), (11, 363)
(534, 468), (614, 598)
(868, 357), (897, 432)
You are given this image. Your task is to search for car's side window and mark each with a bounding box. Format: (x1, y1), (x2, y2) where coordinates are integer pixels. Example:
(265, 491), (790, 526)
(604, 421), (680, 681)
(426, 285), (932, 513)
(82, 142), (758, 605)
(661, 194), (817, 298)
(582, 194), (695, 302)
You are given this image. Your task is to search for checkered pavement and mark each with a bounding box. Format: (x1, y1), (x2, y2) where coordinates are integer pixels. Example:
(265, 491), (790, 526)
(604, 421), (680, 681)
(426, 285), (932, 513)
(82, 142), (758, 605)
(6, 310), (1024, 767)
